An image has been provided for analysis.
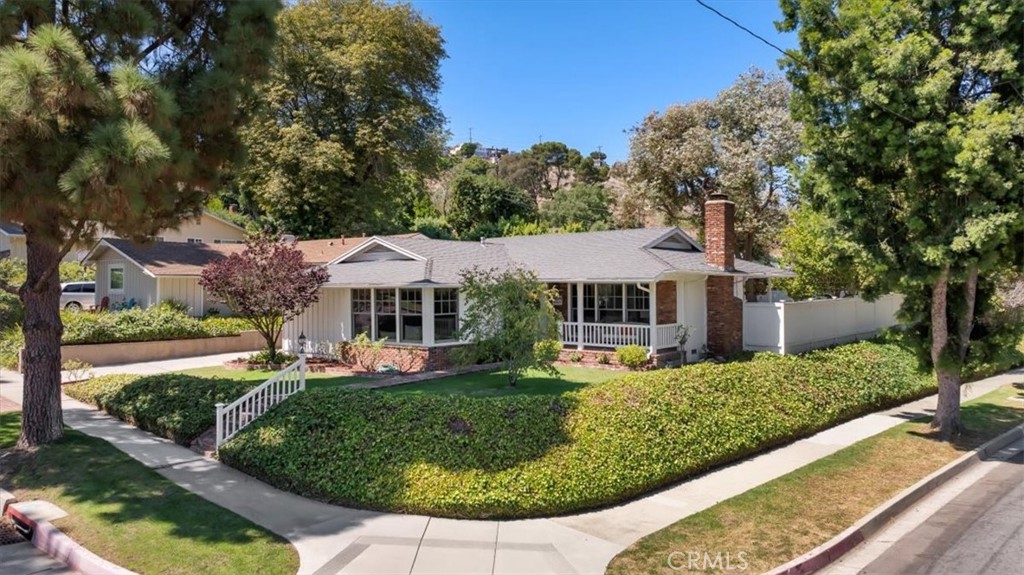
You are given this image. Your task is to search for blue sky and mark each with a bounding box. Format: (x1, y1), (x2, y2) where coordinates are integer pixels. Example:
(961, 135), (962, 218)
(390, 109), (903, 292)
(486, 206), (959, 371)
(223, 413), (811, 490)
(412, 0), (798, 163)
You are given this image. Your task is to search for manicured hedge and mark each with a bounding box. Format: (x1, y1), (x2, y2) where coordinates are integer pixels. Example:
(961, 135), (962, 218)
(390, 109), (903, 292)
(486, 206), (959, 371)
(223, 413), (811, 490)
(219, 341), (937, 519)
(62, 306), (248, 345)
(65, 374), (254, 444)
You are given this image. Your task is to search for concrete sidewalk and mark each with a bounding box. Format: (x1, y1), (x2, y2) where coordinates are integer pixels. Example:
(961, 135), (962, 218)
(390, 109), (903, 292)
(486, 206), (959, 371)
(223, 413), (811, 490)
(1, 359), (1021, 574)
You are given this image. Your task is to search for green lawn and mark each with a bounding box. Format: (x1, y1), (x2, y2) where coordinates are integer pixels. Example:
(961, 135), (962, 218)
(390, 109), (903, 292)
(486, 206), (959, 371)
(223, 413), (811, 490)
(178, 365), (373, 390)
(380, 365), (624, 396)
(0, 412), (298, 575)
(606, 383), (1024, 575)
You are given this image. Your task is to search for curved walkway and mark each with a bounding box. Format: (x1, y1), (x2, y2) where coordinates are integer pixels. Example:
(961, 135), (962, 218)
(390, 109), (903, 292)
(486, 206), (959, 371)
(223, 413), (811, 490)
(2, 359), (1019, 575)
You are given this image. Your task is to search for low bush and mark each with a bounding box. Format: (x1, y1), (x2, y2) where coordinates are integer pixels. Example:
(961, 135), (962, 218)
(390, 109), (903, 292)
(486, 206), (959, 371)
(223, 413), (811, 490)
(62, 306), (248, 345)
(220, 340), (937, 519)
(65, 373), (254, 444)
(615, 344), (649, 370)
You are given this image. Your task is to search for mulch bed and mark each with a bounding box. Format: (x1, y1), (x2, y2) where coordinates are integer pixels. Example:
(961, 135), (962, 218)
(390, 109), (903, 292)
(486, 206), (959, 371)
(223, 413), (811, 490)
(223, 357), (385, 377)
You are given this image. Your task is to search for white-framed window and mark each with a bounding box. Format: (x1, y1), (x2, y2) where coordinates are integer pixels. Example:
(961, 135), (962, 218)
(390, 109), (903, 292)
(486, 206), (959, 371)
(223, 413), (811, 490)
(187, 238), (203, 244)
(400, 289), (423, 343)
(434, 288), (459, 341)
(582, 284), (648, 324)
(155, 237), (165, 242)
(213, 239), (245, 244)
(109, 265), (125, 293)
(352, 289), (372, 337)
(350, 288), (458, 344)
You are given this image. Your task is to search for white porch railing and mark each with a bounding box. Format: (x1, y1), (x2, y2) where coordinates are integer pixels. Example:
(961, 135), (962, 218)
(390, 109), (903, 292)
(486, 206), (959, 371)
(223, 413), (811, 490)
(215, 355), (306, 451)
(559, 322), (681, 350)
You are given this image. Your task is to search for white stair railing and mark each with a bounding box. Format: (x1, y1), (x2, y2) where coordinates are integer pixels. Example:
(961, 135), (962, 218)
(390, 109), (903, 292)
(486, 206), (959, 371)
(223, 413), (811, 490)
(215, 354), (306, 451)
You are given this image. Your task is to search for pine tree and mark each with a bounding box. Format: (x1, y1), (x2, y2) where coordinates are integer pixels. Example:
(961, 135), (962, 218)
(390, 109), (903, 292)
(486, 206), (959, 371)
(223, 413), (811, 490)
(0, 0), (279, 447)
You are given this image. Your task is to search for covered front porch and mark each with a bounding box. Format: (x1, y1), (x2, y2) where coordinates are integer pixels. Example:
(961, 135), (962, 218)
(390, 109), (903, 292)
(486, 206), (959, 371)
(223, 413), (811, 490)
(551, 281), (687, 354)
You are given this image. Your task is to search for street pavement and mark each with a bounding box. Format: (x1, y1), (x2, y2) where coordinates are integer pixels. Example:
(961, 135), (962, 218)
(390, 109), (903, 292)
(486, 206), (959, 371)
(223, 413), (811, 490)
(823, 437), (1024, 575)
(1, 358), (1021, 574)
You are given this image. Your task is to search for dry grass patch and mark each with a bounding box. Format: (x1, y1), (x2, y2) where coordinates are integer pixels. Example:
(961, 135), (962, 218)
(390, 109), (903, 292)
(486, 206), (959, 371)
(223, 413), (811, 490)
(606, 383), (1024, 575)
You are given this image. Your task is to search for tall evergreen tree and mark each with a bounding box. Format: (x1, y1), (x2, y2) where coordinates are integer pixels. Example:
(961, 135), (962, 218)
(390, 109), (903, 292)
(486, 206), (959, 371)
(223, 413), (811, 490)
(780, 0), (1023, 437)
(0, 0), (279, 447)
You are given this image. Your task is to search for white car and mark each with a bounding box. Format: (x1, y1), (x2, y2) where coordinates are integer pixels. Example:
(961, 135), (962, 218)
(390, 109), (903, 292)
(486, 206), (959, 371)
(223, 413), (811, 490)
(60, 281), (96, 311)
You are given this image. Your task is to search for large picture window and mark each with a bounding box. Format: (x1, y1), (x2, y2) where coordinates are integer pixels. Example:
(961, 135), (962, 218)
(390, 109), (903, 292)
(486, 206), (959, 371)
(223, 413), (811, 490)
(434, 288), (459, 341)
(581, 284), (649, 324)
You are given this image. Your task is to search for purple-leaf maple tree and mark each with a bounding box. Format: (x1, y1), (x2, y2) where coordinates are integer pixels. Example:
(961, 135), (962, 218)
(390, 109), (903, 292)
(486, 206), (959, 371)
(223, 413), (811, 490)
(200, 234), (329, 363)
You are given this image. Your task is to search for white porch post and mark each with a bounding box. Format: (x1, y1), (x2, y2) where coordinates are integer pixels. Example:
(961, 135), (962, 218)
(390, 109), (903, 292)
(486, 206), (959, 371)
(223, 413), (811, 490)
(649, 281), (657, 355)
(575, 282), (584, 350)
(423, 287), (435, 346)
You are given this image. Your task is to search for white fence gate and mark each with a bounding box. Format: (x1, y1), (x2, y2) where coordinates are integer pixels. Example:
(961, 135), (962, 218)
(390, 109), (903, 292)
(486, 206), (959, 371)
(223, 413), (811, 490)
(215, 355), (306, 451)
(743, 294), (902, 355)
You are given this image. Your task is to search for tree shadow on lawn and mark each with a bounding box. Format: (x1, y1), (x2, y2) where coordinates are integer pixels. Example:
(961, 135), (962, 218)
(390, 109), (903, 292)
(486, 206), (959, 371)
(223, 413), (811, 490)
(905, 400), (1024, 450)
(0, 414), (291, 553)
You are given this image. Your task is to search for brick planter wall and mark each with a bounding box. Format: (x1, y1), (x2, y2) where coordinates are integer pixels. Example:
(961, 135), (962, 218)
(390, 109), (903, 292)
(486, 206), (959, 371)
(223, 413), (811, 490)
(369, 344), (471, 373)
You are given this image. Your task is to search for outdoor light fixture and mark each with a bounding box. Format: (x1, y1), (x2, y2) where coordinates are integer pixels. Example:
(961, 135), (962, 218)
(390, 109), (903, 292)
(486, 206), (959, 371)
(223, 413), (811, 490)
(298, 332), (307, 353)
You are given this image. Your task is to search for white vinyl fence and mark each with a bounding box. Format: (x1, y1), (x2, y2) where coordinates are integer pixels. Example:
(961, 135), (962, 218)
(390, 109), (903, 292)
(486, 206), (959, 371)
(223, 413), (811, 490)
(743, 294), (902, 355)
(215, 355), (306, 451)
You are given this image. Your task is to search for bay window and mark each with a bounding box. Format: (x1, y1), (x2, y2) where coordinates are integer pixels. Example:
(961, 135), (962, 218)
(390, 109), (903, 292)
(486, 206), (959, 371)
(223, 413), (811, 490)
(351, 287), (459, 344)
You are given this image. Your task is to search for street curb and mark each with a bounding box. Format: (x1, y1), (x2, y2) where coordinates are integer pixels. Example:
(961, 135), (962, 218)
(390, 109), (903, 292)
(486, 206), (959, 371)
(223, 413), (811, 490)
(766, 422), (1024, 575)
(4, 504), (137, 575)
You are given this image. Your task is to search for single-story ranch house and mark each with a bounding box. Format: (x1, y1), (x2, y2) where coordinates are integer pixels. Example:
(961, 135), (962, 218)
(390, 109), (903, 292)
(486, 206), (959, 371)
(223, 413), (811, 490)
(82, 194), (902, 369)
(280, 194), (791, 368)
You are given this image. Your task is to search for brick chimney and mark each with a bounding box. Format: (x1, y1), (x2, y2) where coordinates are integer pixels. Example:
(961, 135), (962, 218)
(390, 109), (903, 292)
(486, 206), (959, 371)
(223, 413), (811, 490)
(704, 193), (742, 357)
(704, 192), (735, 271)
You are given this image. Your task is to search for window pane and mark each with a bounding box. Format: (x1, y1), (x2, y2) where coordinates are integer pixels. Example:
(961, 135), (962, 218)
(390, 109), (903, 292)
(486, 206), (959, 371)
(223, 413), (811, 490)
(377, 314), (397, 341)
(375, 289), (396, 314)
(435, 316), (458, 341)
(353, 313), (372, 338)
(81, 284), (95, 293)
(110, 268), (124, 290)
(401, 315), (423, 343)
(63, 284), (79, 293)
(400, 289), (422, 315)
(434, 288), (459, 341)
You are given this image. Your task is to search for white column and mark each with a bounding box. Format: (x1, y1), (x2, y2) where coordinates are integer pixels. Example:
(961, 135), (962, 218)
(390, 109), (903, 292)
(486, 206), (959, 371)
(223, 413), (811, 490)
(575, 282), (584, 350)
(422, 288), (435, 346)
(649, 281), (657, 354)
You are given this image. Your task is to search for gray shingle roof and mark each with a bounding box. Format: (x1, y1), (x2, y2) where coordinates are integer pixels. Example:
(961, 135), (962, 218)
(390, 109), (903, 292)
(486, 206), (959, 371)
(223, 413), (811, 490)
(326, 227), (793, 286)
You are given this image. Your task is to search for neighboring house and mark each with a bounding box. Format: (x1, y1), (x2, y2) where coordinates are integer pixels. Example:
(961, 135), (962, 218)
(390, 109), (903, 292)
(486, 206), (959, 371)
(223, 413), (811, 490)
(0, 222), (26, 260)
(281, 194), (794, 369)
(0, 210), (248, 263)
(83, 237), (365, 316)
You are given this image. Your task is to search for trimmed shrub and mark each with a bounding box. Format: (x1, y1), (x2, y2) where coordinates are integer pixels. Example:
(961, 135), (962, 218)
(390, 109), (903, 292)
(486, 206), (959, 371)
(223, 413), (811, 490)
(62, 307), (247, 345)
(65, 374), (254, 444)
(615, 344), (649, 370)
(219, 341), (937, 519)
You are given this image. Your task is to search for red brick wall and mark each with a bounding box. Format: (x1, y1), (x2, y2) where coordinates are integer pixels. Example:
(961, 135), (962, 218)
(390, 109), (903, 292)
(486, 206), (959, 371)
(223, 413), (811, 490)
(656, 280), (676, 324)
(706, 276), (742, 356)
(705, 195), (736, 271)
(367, 344), (470, 373)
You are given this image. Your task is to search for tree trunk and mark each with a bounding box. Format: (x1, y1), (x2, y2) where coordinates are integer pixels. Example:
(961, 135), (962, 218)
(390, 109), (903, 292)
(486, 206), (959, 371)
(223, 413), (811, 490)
(929, 268), (963, 439)
(17, 233), (65, 448)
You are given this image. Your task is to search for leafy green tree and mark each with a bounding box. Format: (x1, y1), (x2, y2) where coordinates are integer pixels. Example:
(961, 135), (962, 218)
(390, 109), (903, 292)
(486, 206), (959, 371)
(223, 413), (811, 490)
(627, 68), (800, 261)
(237, 0), (446, 238)
(457, 142), (479, 158)
(776, 207), (874, 299)
(780, 0), (1023, 437)
(574, 150), (610, 184)
(0, 2), (278, 447)
(494, 153), (547, 208)
(446, 174), (535, 237)
(458, 266), (561, 387)
(540, 184), (614, 230)
(527, 141), (584, 193)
